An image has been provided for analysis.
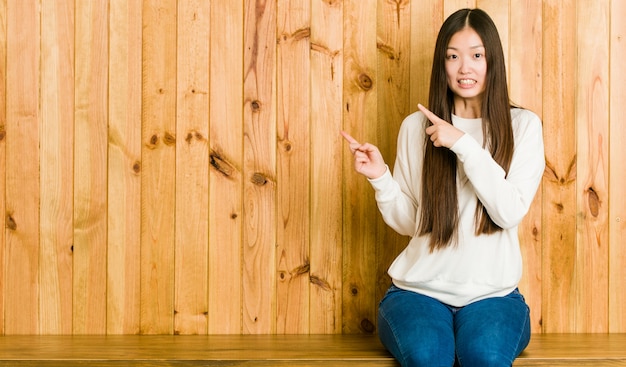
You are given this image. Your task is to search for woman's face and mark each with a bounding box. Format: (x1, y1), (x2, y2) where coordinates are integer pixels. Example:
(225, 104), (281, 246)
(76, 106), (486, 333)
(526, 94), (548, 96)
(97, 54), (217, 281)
(445, 27), (487, 105)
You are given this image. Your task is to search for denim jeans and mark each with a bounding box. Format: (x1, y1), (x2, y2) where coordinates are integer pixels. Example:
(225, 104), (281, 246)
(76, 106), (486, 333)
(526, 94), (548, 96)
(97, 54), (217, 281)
(378, 285), (531, 367)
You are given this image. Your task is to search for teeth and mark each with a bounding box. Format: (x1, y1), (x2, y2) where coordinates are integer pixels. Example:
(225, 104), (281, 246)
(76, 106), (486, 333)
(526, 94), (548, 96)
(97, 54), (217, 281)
(459, 79), (476, 85)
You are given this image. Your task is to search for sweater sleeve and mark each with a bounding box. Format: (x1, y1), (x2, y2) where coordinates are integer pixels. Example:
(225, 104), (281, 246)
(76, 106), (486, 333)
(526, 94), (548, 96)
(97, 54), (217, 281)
(450, 110), (545, 228)
(367, 114), (423, 236)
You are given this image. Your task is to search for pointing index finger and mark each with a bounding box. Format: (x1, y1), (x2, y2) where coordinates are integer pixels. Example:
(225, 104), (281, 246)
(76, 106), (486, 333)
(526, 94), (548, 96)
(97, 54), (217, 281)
(418, 103), (441, 125)
(340, 130), (360, 145)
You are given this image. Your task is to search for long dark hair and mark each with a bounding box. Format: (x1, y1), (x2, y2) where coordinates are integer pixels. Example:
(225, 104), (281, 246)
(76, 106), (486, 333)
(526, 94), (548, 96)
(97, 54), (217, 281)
(418, 8), (514, 251)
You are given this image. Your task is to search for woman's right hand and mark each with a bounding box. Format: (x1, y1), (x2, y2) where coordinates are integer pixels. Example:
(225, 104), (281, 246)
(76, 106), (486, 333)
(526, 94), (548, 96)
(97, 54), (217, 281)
(340, 131), (387, 179)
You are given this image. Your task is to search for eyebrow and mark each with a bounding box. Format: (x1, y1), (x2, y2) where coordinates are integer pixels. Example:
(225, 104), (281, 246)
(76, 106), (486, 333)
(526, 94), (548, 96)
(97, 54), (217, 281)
(447, 45), (485, 50)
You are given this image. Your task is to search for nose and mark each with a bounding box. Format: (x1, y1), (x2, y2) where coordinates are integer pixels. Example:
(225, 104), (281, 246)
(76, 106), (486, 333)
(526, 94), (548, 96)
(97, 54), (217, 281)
(459, 57), (470, 74)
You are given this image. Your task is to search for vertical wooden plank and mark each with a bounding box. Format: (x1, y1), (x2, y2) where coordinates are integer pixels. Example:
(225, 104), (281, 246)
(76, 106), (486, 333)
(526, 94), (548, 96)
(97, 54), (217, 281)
(509, 0), (543, 333)
(73, 0), (109, 335)
(107, 0), (142, 335)
(276, 0), (311, 334)
(575, 0), (609, 333)
(174, 0), (210, 335)
(310, 0), (343, 334)
(375, 0), (411, 305)
(0, 0), (6, 335)
(343, 0), (378, 334)
(609, 0), (626, 333)
(40, 0), (74, 335)
(141, 0), (177, 335)
(208, 1), (243, 334)
(541, 0), (577, 333)
(208, 0), (243, 335)
(243, 0), (277, 334)
(5, 0), (40, 334)
(410, 0), (441, 109)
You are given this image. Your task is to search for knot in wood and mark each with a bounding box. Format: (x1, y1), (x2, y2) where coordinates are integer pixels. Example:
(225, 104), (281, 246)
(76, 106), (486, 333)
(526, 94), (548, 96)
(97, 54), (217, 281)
(361, 318), (375, 334)
(210, 151), (235, 178)
(586, 187), (600, 217)
(251, 100), (261, 112)
(6, 214), (16, 231)
(163, 132), (176, 146)
(292, 262), (310, 276)
(310, 275), (332, 292)
(148, 134), (159, 148)
(251, 172), (268, 186)
(187, 130), (205, 143)
(132, 161), (141, 173)
(358, 73), (373, 90)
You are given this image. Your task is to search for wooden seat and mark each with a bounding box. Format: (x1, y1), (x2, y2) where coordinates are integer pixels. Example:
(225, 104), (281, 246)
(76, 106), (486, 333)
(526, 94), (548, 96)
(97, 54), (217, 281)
(0, 333), (624, 366)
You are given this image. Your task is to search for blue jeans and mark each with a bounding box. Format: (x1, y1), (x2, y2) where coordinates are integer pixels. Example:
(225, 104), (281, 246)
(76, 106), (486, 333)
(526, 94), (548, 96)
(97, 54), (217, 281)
(378, 285), (530, 367)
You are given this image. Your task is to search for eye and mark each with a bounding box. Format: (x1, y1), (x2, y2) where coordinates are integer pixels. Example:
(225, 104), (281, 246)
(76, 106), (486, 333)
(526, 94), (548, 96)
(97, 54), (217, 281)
(473, 53), (484, 59)
(446, 54), (458, 60)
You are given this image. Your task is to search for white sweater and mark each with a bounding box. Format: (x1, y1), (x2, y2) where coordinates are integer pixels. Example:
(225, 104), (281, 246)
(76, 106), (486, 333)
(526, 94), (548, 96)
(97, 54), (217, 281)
(369, 108), (545, 307)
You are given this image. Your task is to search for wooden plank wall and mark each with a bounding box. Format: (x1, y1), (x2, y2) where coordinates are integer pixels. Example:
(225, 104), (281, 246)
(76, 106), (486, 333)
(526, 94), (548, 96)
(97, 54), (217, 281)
(0, 0), (624, 335)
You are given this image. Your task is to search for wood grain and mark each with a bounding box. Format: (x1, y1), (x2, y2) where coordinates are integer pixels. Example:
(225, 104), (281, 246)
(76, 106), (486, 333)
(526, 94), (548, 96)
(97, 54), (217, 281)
(276, 0), (311, 334)
(174, 0), (210, 336)
(107, 0), (142, 335)
(541, 0), (578, 333)
(310, 0), (343, 334)
(4, 0), (40, 335)
(140, 0), (177, 335)
(0, 0), (7, 336)
(575, 0), (609, 333)
(0, 334), (624, 366)
(40, 0), (74, 335)
(342, 0), (379, 335)
(609, 0), (626, 333)
(208, 0), (244, 335)
(242, 0), (277, 334)
(73, 0), (109, 335)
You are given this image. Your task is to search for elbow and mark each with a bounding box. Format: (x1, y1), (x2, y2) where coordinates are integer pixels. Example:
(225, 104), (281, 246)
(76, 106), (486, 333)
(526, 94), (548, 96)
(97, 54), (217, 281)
(492, 217), (522, 230)
(489, 209), (528, 229)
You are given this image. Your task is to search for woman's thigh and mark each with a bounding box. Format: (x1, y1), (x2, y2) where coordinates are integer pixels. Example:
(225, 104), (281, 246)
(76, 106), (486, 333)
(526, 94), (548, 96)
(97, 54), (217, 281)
(454, 289), (531, 367)
(378, 285), (456, 367)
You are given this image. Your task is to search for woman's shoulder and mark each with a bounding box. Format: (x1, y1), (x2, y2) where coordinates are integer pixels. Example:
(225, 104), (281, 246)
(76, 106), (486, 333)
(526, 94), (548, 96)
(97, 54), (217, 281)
(510, 107), (541, 124)
(399, 110), (428, 134)
(510, 107), (542, 132)
(402, 110), (428, 124)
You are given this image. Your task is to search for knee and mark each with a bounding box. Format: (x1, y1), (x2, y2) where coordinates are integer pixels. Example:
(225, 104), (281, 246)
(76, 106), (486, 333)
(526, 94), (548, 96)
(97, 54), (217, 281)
(378, 313), (455, 367)
(457, 350), (512, 367)
(402, 349), (454, 367)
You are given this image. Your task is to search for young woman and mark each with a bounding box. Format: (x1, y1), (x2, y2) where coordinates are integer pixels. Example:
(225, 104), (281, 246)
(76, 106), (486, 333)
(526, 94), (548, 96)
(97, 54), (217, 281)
(341, 8), (545, 367)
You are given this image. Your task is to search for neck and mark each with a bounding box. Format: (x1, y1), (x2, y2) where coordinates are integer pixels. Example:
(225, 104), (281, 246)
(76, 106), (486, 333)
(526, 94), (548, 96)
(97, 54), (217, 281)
(453, 98), (482, 118)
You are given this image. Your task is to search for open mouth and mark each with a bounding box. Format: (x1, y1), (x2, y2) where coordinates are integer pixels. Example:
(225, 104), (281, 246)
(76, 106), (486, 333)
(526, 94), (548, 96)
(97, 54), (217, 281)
(458, 79), (476, 85)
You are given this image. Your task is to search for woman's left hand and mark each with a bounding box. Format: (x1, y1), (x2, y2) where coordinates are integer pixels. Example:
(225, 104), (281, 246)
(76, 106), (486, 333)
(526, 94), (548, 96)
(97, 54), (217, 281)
(419, 104), (464, 148)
